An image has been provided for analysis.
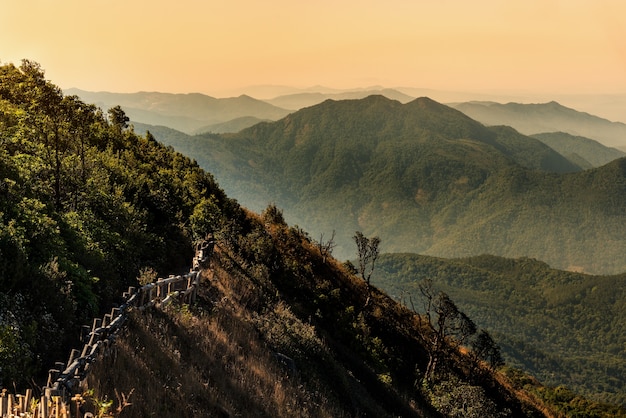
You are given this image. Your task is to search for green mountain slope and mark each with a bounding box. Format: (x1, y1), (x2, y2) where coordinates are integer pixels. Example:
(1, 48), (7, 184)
(155, 96), (626, 275)
(451, 101), (626, 149)
(192, 115), (270, 134)
(530, 132), (625, 168)
(5, 60), (601, 417)
(371, 253), (626, 406)
(0, 61), (233, 386)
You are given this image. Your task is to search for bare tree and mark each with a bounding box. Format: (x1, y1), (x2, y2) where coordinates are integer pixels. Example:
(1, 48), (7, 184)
(353, 231), (381, 286)
(317, 230), (336, 263)
(417, 279), (477, 382)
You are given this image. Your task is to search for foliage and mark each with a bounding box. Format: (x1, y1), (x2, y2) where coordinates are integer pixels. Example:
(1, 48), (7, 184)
(504, 367), (626, 418)
(372, 252), (626, 406)
(353, 231), (381, 285)
(423, 375), (507, 418)
(79, 388), (134, 418)
(3, 61), (621, 417)
(179, 207), (554, 417)
(0, 60), (231, 387)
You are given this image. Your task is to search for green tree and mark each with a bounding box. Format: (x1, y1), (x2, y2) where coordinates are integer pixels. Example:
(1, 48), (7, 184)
(0, 60), (232, 387)
(190, 195), (222, 241)
(107, 105), (129, 130)
(471, 329), (504, 371)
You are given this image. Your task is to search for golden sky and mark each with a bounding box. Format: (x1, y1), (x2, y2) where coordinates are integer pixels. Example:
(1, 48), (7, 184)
(2, 0), (625, 96)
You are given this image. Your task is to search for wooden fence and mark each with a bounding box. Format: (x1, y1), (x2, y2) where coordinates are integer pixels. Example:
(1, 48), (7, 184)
(0, 239), (213, 418)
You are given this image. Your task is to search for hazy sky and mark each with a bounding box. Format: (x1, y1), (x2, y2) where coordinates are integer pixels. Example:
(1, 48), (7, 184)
(2, 0), (625, 97)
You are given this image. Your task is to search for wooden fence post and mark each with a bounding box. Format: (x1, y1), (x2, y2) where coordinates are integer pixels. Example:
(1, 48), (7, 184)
(5, 251), (210, 416)
(111, 307), (121, 320)
(68, 349), (80, 367)
(149, 284), (155, 304)
(103, 313), (112, 328)
(80, 325), (91, 344)
(47, 369), (60, 388)
(40, 390), (49, 418)
(25, 388), (32, 412)
(5, 394), (14, 417)
(92, 317), (102, 332)
(0, 392), (7, 417)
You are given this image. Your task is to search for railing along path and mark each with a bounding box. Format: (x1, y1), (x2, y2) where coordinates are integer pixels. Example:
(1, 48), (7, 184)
(0, 237), (215, 418)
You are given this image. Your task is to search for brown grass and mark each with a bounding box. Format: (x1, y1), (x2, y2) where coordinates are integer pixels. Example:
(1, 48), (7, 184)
(86, 267), (346, 418)
(85, 214), (555, 418)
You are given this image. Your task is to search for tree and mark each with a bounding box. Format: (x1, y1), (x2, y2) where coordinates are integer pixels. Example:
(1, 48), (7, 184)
(261, 203), (286, 227)
(353, 231), (380, 285)
(471, 329), (504, 371)
(108, 105), (129, 130)
(190, 195), (222, 241)
(317, 230), (336, 263)
(417, 278), (477, 381)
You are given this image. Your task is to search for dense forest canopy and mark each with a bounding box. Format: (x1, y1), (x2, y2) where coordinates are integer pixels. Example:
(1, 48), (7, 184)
(372, 253), (626, 406)
(0, 60), (235, 385)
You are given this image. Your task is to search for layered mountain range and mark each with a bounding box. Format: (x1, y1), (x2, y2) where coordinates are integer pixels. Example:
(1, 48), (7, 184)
(9, 61), (612, 417)
(68, 88), (626, 150)
(4, 63), (625, 415)
(451, 101), (626, 149)
(64, 88), (290, 134)
(140, 95), (626, 275)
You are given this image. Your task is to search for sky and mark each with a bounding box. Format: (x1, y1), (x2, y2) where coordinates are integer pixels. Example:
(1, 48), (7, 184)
(2, 0), (626, 98)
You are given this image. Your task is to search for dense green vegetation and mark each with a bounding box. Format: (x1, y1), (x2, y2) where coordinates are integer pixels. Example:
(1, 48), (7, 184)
(2, 61), (624, 417)
(0, 60), (234, 386)
(154, 95), (626, 275)
(371, 253), (626, 407)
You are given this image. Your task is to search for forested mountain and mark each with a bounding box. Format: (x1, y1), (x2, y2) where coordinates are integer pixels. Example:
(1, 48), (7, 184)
(65, 88), (291, 134)
(156, 95), (626, 275)
(372, 253), (626, 406)
(451, 101), (626, 149)
(530, 132), (625, 168)
(6, 60), (614, 417)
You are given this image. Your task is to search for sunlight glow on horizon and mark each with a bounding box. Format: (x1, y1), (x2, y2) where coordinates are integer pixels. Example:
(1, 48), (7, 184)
(1, 0), (625, 97)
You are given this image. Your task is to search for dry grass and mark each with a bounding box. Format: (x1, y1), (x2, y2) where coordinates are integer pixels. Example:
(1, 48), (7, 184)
(86, 267), (346, 418)
(84, 215), (555, 418)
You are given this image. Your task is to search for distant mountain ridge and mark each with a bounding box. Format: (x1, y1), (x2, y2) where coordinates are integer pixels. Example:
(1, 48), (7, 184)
(265, 88), (415, 110)
(192, 116), (271, 134)
(65, 88), (291, 134)
(67, 88), (626, 142)
(530, 132), (625, 168)
(154, 95), (626, 275)
(451, 101), (626, 149)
